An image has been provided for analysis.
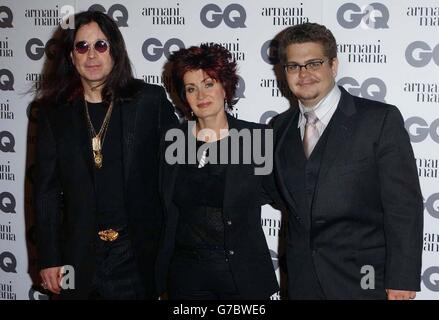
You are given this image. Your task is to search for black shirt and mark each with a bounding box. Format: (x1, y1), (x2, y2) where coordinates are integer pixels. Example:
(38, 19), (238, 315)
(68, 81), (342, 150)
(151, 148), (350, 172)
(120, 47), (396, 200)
(87, 101), (126, 229)
(173, 137), (230, 250)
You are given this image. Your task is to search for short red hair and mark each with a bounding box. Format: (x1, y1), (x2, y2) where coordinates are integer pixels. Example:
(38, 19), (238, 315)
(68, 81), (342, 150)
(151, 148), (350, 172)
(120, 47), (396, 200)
(169, 43), (238, 118)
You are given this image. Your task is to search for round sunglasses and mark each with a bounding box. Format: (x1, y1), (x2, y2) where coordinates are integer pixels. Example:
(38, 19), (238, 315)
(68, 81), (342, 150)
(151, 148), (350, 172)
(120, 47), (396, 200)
(74, 39), (110, 54)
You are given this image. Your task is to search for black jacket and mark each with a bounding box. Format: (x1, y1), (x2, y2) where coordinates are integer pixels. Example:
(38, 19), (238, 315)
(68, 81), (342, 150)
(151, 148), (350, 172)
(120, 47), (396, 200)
(271, 87), (423, 299)
(155, 114), (279, 299)
(35, 79), (177, 299)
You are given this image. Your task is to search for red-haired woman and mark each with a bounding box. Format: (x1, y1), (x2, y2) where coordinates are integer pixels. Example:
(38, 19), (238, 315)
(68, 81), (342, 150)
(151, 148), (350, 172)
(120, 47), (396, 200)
(156, 44), (281, 300)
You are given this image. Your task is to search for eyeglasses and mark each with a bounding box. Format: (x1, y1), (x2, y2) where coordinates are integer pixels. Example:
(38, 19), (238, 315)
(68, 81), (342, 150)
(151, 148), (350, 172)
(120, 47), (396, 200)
(74, 39), (110, 54)
(284, 59), (328, 74)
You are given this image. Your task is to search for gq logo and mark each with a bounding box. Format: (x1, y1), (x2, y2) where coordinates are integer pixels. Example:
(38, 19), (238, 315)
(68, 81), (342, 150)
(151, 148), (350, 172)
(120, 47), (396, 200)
(200, 3), (246, 28)
(337, 3), (389, 29)
(422, 266), (439, 292)
(337, 77), (386, 102)
(0, 6), (13, 28)
(0, 251), (17, 273)
(261, 39), (279, 65)
(405, 41), (439, 68)
(142, 38), (185, 62)
(235, 75), (246, 99)
(0, 191), (16, 214)
(29, 288), (49, 300)
(26, 38), (59, 61)
(424, 194), (439, 219)
(405, 117), (439, 143)
(88, 4), (128, 27)
(0, 131), (15, 153)
(0, 69), (14, 91)
(259, 111), (279, 125)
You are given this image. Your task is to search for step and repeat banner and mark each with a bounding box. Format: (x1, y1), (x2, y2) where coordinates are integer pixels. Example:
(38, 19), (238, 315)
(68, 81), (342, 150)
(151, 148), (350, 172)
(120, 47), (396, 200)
(0, 0), (438, 300)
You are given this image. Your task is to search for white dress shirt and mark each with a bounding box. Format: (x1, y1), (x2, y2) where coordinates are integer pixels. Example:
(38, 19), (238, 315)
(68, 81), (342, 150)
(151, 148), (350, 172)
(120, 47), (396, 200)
(297, 84), (341, 140)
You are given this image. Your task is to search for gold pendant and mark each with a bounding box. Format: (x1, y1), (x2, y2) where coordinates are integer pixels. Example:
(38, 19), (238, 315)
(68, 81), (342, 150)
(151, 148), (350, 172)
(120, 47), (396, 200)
(93, 151), (103, 169)
(92, 136), (101, 152)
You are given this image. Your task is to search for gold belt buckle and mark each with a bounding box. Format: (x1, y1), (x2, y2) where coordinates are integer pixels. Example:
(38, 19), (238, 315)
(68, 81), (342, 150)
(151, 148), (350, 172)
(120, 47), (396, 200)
(98, 229), (119, 242)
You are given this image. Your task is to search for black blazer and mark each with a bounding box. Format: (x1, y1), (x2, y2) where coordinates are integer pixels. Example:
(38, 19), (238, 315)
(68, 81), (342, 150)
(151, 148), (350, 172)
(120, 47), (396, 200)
(35, 79), (177, 299)
(155, 114), (279, 299)
(271, 87), (423, 299)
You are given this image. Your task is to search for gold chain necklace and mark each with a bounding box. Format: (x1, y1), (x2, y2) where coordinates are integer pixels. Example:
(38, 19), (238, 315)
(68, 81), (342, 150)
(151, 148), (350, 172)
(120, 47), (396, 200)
(84, 99), (113, 169)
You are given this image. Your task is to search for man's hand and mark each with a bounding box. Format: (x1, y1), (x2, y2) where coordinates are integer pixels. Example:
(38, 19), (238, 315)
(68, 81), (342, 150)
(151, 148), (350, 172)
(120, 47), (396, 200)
(40, 266), (62, 294)
(386, 289), (416, 300)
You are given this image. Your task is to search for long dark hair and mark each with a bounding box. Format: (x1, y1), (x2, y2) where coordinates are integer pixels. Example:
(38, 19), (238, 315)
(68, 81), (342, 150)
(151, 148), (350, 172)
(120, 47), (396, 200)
(35, 10), (133, 105)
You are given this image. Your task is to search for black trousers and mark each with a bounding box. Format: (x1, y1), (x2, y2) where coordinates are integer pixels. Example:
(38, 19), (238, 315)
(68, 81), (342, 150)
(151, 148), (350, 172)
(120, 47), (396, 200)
(168, 249), (241, 300)
(89, 231), (146, 300)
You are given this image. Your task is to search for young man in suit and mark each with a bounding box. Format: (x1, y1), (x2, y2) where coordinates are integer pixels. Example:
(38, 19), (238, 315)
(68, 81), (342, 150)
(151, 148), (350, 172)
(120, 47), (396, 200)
(271, 22), (423, 299)
(35, 11), (177, 299)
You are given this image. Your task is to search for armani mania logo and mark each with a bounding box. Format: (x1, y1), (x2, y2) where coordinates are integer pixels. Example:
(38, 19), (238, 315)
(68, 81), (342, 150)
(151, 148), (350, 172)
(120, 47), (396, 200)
(0, 99), (13, 120)
(403, 82), (439, 103)
(142, 3), (185, 25)
(0, 161), (15, 181)
(0, 222), (15, 241)
(261, 218), (281, 237)
(261, 3), (309, 26)
(337, 40), (387, 63)
(406, 6), (439, 26)
(26, 73), (44, 90)
(0, 281), (15, 300)
(0, 37), (12, 57)
(259, 78), (294, 99)
(424, 233), (439, 252)
(24, 5), (73, 26)
(415, 158), (438, 178)
(201, 39), (245, 61)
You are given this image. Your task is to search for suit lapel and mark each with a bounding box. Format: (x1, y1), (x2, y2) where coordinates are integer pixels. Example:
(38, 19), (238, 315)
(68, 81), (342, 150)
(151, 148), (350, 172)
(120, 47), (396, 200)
(274, 108), (301, 217)
(316, 88), (357, 184)
(121, 98), (138, 185)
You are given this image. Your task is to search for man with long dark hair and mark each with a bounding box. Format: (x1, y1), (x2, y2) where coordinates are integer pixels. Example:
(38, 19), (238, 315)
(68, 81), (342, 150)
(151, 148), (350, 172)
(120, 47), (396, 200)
(34, 10), (177, 299)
